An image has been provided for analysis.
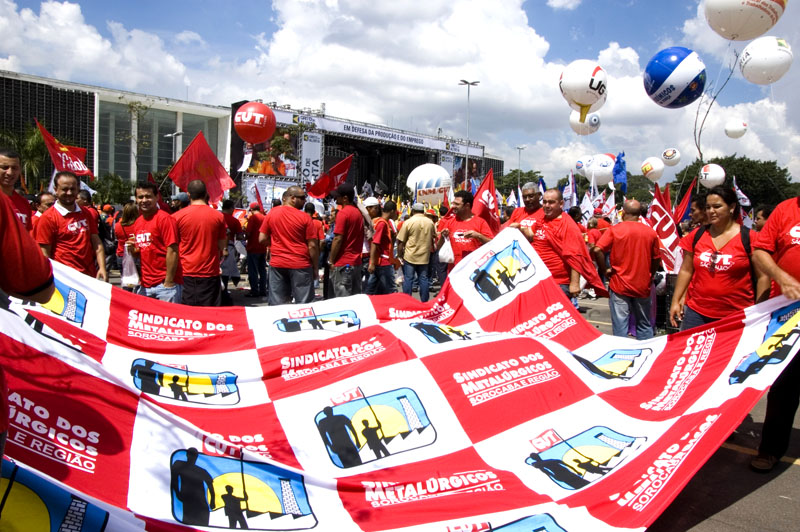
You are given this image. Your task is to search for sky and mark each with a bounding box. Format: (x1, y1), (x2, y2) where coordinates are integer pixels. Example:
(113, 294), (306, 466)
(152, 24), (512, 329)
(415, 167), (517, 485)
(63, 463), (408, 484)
(1, 0), (798, 187)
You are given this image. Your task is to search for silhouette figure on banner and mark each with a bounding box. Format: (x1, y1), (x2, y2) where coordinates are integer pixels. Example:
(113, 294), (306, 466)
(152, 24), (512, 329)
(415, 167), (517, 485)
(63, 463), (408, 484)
(221, 484), (249, 529)
(317, 406), (362, 467)
(361, 419), (390, 460)
(130, 359), (161, 394)
(526, 452), (589, 490)
(169, 375), (188, 401)
(170, 447), (216, 526)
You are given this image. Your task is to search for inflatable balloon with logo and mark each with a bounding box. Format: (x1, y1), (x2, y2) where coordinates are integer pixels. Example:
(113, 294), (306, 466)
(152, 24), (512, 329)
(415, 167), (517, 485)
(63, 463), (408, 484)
(644, 47), (707, 109)
(661, 148), (681, 167)
(705, 0), (786, 41)
(699, 163), (726, 188)
(569, 111), (601, 135)
(559, 60), (608, 122)
(725, 120), (748, 139)
(234, 101), (277, 144)
(641, 157), (665, 182)
(740, 36), (793, 85)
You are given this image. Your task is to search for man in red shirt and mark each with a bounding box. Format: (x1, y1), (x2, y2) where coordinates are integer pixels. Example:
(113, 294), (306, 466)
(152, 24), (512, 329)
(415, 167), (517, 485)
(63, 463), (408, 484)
(750, 197), (800, 471)
(592, 199), (660, 339)
(502, 182), (542, 240)
(130, 182), (182, 303)
(0, 148), (33, 231)
(244, 202), (267, 298)
(366, 199), (397, 295)
(31, 192), (55, 233)
(436, 190), (494, 269)
(173, 180), (227, 306)
(0, 192), (55, 458)
(260, 185), (318, 305)
(328, 184), (366, 297)
(36, 171), (108, 281)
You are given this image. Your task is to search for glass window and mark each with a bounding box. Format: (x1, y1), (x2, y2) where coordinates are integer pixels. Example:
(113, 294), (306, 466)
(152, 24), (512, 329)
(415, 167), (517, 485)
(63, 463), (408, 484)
(98, 101), (132, 180)
(183, 113), (219, 156)
(137, 108), (177, 180)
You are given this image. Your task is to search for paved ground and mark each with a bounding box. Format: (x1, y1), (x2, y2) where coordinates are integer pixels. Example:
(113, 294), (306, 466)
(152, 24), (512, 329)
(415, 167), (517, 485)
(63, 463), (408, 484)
(117, 272), (800, 531)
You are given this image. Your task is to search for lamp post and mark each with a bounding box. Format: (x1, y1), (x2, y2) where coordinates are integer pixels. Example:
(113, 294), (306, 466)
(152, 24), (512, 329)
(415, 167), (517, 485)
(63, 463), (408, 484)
(459, 80), (479, 190)
(164, 131), (183, 163)
(516, 145), (526, 193)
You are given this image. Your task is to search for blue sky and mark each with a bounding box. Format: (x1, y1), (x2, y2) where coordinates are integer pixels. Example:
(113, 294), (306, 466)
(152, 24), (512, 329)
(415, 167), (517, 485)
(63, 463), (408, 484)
(1, 0), (798, 185)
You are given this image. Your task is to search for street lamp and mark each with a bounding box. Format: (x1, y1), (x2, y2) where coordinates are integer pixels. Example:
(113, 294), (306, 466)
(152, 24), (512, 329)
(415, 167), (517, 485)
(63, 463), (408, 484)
(516, 145), (526, 192)
(164, 131), (183, 163)
(459, 79), (479, 190)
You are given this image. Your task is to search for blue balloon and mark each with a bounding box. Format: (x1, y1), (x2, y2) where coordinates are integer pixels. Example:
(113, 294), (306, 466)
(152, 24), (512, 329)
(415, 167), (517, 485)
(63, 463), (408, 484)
(643, 47), (706, 109)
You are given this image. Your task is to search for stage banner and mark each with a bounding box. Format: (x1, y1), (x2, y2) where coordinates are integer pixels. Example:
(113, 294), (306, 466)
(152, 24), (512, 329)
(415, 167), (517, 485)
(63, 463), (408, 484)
(0, 228), (796, 531)
(242, 176), (299, 213)
(299, 132), (323, 187)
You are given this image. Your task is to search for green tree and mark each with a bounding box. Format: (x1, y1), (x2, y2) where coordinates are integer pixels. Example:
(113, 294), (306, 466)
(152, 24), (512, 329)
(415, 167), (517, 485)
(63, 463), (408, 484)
(91, 173), (134, 205)
(0, 124), (48, 192)
(672, 155), (798, 210)
(496, 169), (543, 196)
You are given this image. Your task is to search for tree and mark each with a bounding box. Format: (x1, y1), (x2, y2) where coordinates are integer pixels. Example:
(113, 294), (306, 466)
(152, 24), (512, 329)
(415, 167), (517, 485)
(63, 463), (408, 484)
(0, 124), (48, 192)
(496, 169), (543, 196)
(672, 155), (798, 210)
(91, 173), (134, 205)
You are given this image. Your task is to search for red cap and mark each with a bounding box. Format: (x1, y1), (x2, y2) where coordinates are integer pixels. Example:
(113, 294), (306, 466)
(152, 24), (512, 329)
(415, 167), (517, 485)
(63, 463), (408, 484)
(249, 202), (260, 210)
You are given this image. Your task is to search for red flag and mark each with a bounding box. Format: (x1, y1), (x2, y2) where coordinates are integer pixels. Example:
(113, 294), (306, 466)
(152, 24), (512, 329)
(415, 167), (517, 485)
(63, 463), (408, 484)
(254, 182), (265, 211)
(307, 154), (354, 199)
(471, 169), (501, 234)
(147, 173), (172, 213)
(35, 119), (93, 179)
(551, 214), (609, 297)
(167, 132), (235, 204)
(663, 183), (673, 213)
(671, 177), (697, 226)
(649, 193), (682, 272)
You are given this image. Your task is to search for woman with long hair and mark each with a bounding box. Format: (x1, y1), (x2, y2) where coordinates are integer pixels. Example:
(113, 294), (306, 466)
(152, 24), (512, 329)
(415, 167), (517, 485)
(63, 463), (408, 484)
(669, 186), (770, 331)
(114, 202), (139, 290)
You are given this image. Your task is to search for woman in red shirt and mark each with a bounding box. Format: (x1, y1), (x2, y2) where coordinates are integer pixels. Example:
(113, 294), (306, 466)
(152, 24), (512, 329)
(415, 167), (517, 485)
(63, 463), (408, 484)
(669, 186), (769, 330)
(114, 202), (139, 290)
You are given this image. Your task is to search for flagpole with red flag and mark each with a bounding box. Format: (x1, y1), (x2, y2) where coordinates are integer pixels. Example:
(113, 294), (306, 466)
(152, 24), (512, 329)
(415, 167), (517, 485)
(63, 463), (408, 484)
(307, 154), (354, 199)
(671, 177), (697, 226)
(471, 169), (500, 234)
(254, 182), (265, 211)
(35, 119), (93, 179)
(167, 132), (235, 205)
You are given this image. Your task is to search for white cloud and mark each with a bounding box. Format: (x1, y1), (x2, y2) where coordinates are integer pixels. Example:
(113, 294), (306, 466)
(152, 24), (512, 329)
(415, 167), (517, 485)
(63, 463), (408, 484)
(546, 0), (582, 10)
(174, 30), (205, 46)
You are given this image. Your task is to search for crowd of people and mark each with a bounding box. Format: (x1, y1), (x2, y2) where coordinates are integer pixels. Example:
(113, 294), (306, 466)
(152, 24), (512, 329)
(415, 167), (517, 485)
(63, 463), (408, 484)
(1, 145), (799, 472)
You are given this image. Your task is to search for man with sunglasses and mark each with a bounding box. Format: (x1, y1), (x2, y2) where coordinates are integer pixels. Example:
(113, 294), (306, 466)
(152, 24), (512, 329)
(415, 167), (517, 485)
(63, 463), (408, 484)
(259, 185), (319, 305)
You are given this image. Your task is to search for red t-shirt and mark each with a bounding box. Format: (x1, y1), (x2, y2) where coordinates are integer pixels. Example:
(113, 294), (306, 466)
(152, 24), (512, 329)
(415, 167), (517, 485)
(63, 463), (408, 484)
(0, 193), (54, 434)
(440, 215), (494, 266)
(133, 210), (183, 287)
(680, 227), (754, 318)
(333, 204), (365, 267)
(587, 228), (603, 246)
(9, 191), (32, 231)
(312, 218), (325, 241)
(502, 207), (543, 230)
(753, 197), (800, 297)
(114, 222), (135, 257)
(173, 204), (226, 277)
(245, 211), (267, 254)
(372, 217), (394, 267)
(596, 221), (660, 298)
(223, 212), (242, 243)
(35, 203), (98, 276)
(529, 215), (576, 284)
(259, 205), (316, 268)
(597, 218), (611, 232)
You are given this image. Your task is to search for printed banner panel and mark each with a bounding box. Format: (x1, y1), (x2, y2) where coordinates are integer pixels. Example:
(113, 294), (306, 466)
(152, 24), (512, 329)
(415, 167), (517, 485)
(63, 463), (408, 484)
(0, 229), (796, 532)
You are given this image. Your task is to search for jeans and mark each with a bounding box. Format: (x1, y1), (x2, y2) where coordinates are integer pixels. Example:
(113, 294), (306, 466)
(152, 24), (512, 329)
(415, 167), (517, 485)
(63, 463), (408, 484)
(609, 289), (653, 340)
(247, 252), (267, 295)
(679, 305), (718, 331)
(330, 264), (362, 297)
(269, 266), (314, 305)
(403, 262), (430, 302)
(365, 265), (396, 295)
(139, 282), (182, 304)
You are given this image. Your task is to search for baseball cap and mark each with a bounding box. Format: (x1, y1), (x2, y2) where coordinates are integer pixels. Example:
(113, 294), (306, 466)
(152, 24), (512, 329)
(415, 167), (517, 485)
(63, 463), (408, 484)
(249, 201), (260, 210)
(425, 208), (437, 217)
(363, 197), (380, 207)
(412, 202), (425, 212)
(332, 183), (355, 199)
(102, 204), (113, 213)
(171, 192), (189, 202)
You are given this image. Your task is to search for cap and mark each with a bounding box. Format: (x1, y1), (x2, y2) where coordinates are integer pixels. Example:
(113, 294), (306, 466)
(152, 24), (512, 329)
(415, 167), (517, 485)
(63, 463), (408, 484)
(171, 192), (189, 202)
(363, 197), (380, 208)
(332, 183), (355, 199)
(249, 201), (260, 210)
(593, 207), (603, 215)
(425, 208), (437, 217)
(412, 202), (425, 212)
(102, 204), (113, 213)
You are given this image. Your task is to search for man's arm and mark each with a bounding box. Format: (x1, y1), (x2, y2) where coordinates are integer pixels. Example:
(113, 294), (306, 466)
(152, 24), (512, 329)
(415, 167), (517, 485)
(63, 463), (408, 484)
(164, 243), (179, 287)
(753, 248), (800, 299)
(591, 246), (609, 277)
(369, 241), (380, 273)
(307, 238), (320, 278)
(568, 268), (580, 298)
(465, 229), (491, 244)
(40, 244), (52, 258)
(329, 234), (344, 265)
(91, 234), (108, 282)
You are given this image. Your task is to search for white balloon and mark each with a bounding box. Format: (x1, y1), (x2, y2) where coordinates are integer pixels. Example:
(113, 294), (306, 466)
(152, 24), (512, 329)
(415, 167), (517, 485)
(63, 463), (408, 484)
(740, 36), (793, 85)
(661, 148), (681, 167)
(725, 120), (748, 139)
(406, 163), (450, 191)
(699, 163), (726, 188)
(569, 111), (601, 135)
(641, 157), (665, 182)
(705, 0), (786, 41)
(587, 153), (615, 186)
(559, 60), (608, 121)
(575, 155), (594, 177)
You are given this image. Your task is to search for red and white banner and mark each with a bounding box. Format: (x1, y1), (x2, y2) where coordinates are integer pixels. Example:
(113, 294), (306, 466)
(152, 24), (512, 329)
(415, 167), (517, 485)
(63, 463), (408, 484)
(0, 228), (796, 531)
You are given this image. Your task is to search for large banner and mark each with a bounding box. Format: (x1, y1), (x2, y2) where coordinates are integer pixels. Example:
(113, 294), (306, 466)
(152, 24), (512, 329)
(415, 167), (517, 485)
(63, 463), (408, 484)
(299, 132), (323, 187)
(0, 229), (796, 531)
(242, 176), (299, 212)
